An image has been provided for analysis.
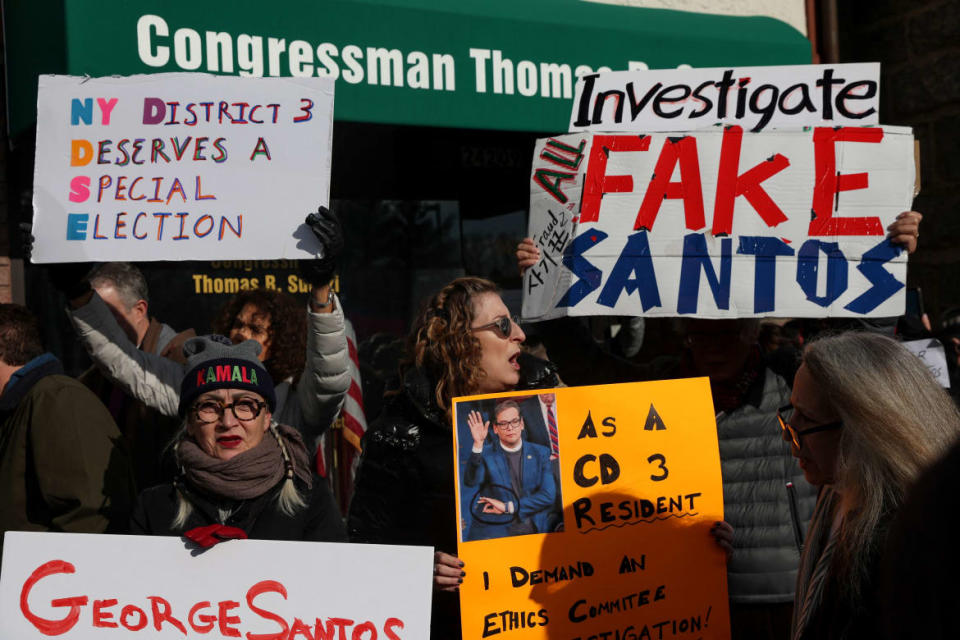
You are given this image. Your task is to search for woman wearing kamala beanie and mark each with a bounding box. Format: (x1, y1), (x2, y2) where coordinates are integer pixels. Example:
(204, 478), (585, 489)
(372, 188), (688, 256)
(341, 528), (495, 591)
(131, 335), (345, 545)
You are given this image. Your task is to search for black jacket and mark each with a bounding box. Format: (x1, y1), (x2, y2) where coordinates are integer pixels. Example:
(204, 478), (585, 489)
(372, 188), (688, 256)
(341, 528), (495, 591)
(131, 476), (346, 542)
(1, 355), (134, 559)
(347, 353), (559, 639)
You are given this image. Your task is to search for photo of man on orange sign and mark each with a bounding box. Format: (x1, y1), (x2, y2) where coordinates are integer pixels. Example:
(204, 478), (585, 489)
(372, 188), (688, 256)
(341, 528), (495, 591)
(458, 397), (563, 542)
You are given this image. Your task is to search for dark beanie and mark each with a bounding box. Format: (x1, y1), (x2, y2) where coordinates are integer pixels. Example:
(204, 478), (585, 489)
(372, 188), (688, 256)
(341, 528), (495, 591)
(179, 335), (276, 417)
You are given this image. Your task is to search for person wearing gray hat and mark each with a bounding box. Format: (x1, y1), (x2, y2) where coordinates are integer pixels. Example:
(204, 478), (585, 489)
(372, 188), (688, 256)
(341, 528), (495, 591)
(130, 335), (345, 545)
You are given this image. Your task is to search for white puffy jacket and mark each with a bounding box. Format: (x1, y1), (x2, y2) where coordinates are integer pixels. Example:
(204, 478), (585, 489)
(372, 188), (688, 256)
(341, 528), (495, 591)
(67, 291), (350, 442)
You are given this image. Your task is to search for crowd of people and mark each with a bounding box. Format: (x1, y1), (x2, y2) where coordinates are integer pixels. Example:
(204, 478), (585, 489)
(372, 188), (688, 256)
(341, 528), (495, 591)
(1, 206), (959, 640)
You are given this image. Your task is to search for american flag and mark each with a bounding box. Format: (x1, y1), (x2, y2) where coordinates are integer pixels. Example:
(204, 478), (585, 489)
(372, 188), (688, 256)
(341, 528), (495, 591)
(315, 318), (367, 514)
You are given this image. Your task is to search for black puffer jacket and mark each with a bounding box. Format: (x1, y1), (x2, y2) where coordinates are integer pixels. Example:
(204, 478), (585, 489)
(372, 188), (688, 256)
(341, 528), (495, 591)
(348, 353), (559, 639)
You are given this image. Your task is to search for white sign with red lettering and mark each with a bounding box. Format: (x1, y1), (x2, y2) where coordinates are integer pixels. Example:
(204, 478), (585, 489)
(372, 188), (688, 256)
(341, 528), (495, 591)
(522, 126), (915, 320)
(32, 73), (334, 263)
(569, 63), (880, 133)
(0, 532), (432, 639)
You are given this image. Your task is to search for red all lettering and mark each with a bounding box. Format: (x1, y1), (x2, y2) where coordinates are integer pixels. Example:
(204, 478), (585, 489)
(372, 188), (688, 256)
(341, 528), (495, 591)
(19, 560), (88, 636)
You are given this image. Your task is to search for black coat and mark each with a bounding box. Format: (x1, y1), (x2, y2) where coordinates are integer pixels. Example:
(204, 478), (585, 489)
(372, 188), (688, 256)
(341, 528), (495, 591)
(131, 476), (346, 542)
(347, 353), (559, 640)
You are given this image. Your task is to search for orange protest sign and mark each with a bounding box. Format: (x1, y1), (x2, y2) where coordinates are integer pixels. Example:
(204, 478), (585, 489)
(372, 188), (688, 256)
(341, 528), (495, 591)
(452, 378), (729, 640)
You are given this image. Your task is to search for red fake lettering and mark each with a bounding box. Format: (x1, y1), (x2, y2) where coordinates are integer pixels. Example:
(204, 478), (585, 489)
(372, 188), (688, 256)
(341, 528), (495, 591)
(809, 127), (884, 235)
(712, 125), (791, 235)
(149, 596), (187, 635)
(580, 135), (651, 223)
(245, 580), (289, 640)
(20, 560), (88, 635)
(189, 601), (217, 633)
(219, 601), (242, 637)
(635, 136), (705, 232)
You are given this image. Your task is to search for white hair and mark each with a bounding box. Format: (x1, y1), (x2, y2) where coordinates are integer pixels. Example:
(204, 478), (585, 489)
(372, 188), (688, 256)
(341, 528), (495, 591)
(803, 332), (960, 597)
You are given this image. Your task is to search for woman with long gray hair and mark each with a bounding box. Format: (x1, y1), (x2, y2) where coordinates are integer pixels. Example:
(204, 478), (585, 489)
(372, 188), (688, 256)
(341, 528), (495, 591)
(782, 331), (960, 640)
(130, 336), (345, 545)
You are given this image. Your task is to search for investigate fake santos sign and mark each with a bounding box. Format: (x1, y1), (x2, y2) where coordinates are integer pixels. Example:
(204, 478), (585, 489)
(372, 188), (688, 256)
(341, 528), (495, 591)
(522, 125), (915, 319)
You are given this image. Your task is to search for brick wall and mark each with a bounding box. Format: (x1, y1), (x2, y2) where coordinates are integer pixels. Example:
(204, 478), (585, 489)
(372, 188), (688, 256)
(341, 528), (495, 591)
(838, 0), (960, 323)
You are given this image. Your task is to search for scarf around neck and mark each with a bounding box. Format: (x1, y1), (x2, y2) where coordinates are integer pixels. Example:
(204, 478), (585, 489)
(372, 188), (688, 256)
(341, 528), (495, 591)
(177, 423), (312, 501)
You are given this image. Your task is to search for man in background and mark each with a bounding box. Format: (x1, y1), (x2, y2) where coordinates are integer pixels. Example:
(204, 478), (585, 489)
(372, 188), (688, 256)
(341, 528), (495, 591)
(79, 263), (194, 491)
(0, 304), (134, 558)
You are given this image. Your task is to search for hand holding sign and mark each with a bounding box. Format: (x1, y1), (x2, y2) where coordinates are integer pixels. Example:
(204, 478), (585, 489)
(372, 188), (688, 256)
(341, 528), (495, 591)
(300, 205), (344, 286)
(433, 550), (465, 593)
(887, 210), (922, 254)
(516, 237), (540, 275)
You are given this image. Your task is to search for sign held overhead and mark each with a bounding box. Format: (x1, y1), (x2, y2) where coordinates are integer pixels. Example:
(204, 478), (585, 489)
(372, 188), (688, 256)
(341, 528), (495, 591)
(523, 126), (915, 320)
(32, 73), (334, 263)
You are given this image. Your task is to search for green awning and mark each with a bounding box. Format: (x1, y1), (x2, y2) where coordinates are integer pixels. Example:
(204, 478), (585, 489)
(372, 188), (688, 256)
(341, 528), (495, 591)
(3, 0), (811, 138)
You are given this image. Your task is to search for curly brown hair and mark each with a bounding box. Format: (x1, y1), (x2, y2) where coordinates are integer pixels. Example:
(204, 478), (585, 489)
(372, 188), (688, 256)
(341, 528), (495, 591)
(404, 277), (500, 412)
(212, 289), (306, 384)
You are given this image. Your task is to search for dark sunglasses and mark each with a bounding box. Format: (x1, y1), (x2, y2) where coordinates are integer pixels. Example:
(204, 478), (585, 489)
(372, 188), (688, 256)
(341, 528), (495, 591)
(777, 404), (842, 449)
(470, 315), (519, 339)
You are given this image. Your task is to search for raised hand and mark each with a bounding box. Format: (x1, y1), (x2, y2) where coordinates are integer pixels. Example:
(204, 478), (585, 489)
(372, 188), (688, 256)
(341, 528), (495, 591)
(468, 410), (489, 448)
(300, 205), (344, 286)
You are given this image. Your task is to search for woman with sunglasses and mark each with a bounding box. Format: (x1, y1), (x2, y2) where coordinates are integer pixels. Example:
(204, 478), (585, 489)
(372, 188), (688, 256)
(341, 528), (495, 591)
(131, 336), (345, 543)
(782, 331), (959, 640)
(348, 277), (559, 639)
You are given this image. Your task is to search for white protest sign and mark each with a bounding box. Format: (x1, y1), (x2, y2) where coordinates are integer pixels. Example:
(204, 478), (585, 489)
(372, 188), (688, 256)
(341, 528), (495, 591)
(569, 63), (880, 133)
(522, 126), (914, 320)
(32, 73), (334, 263)
(902, 338), (951, 388)
(0, 532), (432, 639)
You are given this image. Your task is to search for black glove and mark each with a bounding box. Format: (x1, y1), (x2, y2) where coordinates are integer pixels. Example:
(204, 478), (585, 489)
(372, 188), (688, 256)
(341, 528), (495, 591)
(300, 205), (343, 286)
